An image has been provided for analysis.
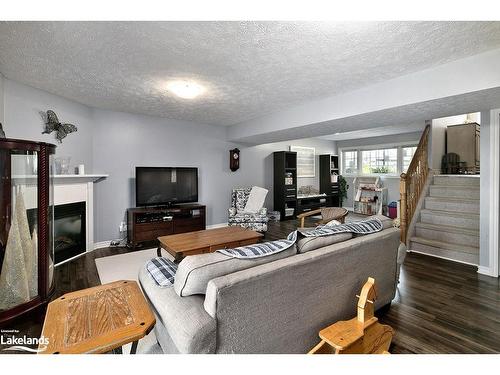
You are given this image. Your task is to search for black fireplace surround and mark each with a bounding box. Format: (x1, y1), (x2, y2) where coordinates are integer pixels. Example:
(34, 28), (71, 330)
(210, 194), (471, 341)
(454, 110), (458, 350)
(53, 201), (86, 264)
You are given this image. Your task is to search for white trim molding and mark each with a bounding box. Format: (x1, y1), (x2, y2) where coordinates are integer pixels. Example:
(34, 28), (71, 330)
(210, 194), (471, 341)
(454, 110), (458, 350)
(93, 240), (112, 250)
(53, 174), (108, 263)
(207, 222), (228, 229)
(478, 109), (500, 277)
(409, 250), (479, 267)
(488, 109), (499, 277)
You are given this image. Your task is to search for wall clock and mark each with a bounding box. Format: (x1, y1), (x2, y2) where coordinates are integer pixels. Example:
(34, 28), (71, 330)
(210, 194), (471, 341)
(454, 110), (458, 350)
(229, 148), (240, 171)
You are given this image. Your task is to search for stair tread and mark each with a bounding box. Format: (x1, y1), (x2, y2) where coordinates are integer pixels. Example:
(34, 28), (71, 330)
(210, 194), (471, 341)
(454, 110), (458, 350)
(425, 196), (480, 203)
(430, 185), (479, 190)
(410, 236), (479, 253)
(420, 208), (480, 218)
(415, 222), (480, 236)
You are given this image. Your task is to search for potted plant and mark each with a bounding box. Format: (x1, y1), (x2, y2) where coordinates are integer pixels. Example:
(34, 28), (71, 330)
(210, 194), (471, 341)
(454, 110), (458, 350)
(338, 176), (349, 207)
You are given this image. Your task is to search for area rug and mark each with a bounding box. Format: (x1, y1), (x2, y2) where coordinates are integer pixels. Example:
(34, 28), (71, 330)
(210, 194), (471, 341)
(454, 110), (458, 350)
(95, 247), (162, 284)
(95, 247), (169, 354)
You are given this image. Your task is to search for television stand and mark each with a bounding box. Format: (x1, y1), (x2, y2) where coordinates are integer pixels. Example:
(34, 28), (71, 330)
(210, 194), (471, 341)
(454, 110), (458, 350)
(127, 204), (206, 248)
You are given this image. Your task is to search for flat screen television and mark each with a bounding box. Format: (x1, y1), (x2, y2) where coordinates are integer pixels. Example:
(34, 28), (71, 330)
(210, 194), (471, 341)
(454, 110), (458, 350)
(135, 167), (198, 207)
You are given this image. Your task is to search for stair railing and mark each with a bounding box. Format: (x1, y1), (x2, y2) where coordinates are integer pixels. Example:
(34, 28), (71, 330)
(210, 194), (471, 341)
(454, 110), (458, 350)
(400, 124), (431, 244)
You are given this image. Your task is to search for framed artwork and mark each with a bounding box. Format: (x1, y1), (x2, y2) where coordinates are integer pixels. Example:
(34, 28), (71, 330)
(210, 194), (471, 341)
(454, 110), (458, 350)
(290, 146), (315, 177)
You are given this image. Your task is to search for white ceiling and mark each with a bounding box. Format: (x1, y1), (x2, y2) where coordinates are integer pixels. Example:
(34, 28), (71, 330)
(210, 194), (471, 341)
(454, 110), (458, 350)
(319, 123), (426, 141)
(1, 21), (500, 127)
(234, 86), (500, 144)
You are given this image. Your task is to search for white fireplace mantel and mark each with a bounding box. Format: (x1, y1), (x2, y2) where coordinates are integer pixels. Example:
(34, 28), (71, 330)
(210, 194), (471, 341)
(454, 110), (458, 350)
(13, 174), (108, 265)
(53, 174), (108, 264)
(53, 174), (108, 184)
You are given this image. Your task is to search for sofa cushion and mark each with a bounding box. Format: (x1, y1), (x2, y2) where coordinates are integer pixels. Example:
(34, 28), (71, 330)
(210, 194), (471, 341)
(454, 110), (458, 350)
(174, 244), (296, 297)
(138, 266), (216, 353)
(296, 230), (352, 253)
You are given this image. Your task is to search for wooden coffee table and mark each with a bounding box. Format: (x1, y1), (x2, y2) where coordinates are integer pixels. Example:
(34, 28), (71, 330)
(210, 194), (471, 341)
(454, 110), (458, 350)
(39, 280), (155, 354)
(157, 226), (264, 261)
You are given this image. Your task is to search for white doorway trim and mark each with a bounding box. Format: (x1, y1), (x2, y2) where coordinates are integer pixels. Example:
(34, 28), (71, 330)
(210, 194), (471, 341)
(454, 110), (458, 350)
(478, 109), (499, 277)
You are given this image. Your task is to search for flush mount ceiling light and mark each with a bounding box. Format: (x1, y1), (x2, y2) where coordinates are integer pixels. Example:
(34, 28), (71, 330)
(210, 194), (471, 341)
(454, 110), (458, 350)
(166, 80), (205, 99)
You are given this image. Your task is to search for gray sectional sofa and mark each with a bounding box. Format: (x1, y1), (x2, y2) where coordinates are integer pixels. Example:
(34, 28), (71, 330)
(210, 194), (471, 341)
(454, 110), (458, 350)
(138, 215), (402, 354)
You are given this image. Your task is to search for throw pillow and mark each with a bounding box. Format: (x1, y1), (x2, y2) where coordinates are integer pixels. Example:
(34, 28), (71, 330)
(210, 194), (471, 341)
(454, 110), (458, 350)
(324, 219), (341, 227)
(243, 186), (268, 213)
(296, 232), (353, 253)
(173, 244), (296, 296)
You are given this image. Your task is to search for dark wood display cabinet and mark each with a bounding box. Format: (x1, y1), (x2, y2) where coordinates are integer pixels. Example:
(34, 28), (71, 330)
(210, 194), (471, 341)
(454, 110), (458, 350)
(127, 204), (206, 248)
(319, 154), (341, 207)
(273, 151), (298, 220)
(0, 138), (56, 327)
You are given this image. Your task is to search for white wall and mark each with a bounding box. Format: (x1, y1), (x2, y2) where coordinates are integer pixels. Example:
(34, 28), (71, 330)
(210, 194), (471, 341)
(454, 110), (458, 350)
(430, 112), (480, 171)
(2, 78), (336, 242)
(91, 107), (336, 241)
(3, 79), (94, 170)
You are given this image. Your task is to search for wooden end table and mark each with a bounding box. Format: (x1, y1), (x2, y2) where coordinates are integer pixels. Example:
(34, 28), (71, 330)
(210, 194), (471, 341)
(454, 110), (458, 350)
(157, 226), (264, 261)
(39, 280), (155, 354)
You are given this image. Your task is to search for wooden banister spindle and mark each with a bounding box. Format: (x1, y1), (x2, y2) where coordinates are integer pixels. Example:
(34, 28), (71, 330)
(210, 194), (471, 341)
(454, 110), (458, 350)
(399, 124), (430, 245)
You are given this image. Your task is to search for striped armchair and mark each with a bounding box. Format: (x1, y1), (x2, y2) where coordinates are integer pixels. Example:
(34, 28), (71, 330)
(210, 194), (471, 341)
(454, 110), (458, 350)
(228, 188), (269, 232)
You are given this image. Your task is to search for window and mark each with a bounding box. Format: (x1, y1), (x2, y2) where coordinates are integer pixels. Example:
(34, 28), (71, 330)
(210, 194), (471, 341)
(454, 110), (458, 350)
(290, 146), (315, 177)
(361, 148), (398, 174)
(341, 143), (418, 176)
(402, 146), (417, 172)
(343, 151), (358, 174)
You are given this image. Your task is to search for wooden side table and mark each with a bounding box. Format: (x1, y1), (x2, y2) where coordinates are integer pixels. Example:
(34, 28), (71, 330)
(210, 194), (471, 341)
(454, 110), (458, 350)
(39, 280), (155, 354)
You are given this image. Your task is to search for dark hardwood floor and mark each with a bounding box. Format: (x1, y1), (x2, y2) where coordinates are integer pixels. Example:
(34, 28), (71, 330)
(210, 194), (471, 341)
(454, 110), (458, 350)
(2, 217), (499, 354)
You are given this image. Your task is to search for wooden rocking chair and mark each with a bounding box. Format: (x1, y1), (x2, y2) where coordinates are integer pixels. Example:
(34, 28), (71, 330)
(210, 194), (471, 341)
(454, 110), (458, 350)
(297, 207), (348, 228)
(308, 277), (393, 354)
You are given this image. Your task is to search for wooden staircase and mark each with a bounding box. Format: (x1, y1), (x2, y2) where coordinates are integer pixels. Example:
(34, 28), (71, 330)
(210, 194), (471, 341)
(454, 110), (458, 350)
(409, 175), (480, 264)
(400, 124), (480, 265)
(400, 124), (430, 244)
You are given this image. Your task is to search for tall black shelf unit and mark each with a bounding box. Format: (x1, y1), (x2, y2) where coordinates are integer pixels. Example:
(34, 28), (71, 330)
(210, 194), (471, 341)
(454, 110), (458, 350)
(319, 154), (341, 207)
(273, 151), (297, 220)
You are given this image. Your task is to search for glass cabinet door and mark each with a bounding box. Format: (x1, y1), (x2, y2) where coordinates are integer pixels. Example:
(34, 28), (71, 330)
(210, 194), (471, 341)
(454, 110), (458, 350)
(0, 150), (39, 311)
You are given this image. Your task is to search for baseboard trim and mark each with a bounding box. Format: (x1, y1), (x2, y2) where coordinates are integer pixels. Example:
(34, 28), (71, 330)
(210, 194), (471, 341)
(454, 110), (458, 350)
(408, 249), (479, 267)
(94, 240), (112, 250)
(55, 249), (95, 267)
(92, 225), (228, 251)
(477, 265), (497, 277)
(206, 222), (228, 229)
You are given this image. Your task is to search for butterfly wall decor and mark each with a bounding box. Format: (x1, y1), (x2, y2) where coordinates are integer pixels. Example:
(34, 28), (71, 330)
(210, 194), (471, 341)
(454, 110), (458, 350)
(41, 110), (78, 143)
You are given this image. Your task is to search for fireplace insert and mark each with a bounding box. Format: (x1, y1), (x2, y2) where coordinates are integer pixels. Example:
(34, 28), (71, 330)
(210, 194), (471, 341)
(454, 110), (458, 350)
(53, 201), (86, 264)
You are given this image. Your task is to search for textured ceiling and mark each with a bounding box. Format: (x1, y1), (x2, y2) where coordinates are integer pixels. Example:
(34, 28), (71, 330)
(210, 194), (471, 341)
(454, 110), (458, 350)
(1, 21), (500, 126)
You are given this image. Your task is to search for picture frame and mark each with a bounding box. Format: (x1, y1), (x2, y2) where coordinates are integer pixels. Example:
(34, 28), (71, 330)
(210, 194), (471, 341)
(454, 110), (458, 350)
(290, 146), (315, 177)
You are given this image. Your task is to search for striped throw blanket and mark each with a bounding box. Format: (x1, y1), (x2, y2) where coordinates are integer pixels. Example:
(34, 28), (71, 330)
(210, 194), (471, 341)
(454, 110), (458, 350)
(146, 257), (178, 287)
(218, 218), (383, 259)
(218, 235), (296, 259)
(299, 217), (383, 237)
